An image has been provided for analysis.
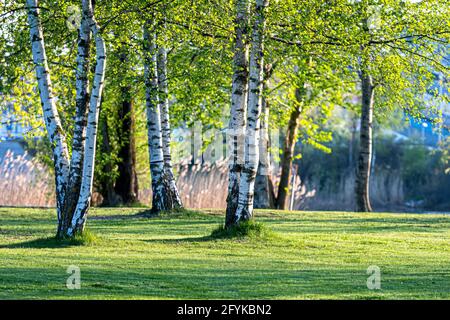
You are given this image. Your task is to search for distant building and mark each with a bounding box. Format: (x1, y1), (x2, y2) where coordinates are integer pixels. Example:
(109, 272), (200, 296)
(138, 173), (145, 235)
(0, 100), (31, 141)
(0, 98), (32, 160)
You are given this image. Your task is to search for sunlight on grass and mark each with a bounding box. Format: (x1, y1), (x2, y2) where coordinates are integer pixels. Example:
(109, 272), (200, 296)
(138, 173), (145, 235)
(1, 208), (450, 299)
(210, 220), (275, 240)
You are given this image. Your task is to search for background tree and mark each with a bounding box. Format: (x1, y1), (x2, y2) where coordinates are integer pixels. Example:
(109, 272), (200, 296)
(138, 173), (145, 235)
(233, 0), (269, 224)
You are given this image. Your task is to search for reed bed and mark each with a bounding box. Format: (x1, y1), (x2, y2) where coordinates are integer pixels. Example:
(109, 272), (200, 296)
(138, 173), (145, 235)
(0, 153), (307, 210)
(140, 160), (307, 210)
(0, 150), (55, 207)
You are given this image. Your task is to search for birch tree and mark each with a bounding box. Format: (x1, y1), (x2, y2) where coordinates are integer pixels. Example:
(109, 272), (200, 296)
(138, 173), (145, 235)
(26, 0), (106, 238)
(350, 1), (450, 212)
(67, 6), (106, 236)
(254, 63), (275, 209)
(225, 0), (250, 227)
(233, 0), (269, 224)
(156, 44), (183, 209)
(59, 0), (92, 234)
(143, 23), (175, 212)
(355, 70), (375, 212)
(26, 0), (70, 227)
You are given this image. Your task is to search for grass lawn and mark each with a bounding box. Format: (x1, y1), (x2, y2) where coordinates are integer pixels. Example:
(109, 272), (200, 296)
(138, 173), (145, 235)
(0, 207), (450, 299)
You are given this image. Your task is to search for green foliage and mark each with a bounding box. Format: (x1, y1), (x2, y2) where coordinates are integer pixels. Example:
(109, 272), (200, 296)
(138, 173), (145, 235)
(297, 131), (352, 192)
(1, 0), (449, 210)
(401, 144), (429, 190)
(170, 43), (231, 130)
(439, 136), (450, 174)
(401, 140), (450, 207)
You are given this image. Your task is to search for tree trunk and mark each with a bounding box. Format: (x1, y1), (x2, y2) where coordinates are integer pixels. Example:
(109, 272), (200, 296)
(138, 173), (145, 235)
(143, 24), (174, 213)
(26, 0), (70, 232)
(355, 72), (374, 212)
(59, 0), (92, 236)
(254, 64), (275, 209)
(156, 45), (183, 209)
(114, 66), (139, 204)
(276, 88), (302, 210)
(225, 0), (250, 227)
(27, 0), (105, 238)
(98, 113), (119, 206)
(234, 0), (269, 224)
(67, 7), (107, 236)
(349, 114), (357, 168)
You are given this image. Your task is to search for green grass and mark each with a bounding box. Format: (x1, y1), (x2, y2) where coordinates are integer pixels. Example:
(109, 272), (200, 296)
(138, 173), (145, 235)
(210, 220), (275, 240)
(1, 207), (450, 299)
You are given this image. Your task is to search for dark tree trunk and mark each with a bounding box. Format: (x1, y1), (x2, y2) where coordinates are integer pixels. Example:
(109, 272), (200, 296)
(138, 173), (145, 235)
(276, 88), (302, 210)
(355, 72), (374, 212)
(98, 113), (120, 206)
(114, 84), (139, 205)
(349, 114), (357, 168)
(276, 108), (300, 210)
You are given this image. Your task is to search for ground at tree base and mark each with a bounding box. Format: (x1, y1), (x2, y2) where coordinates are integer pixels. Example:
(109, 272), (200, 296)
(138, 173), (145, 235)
(0, 207), (450, 299)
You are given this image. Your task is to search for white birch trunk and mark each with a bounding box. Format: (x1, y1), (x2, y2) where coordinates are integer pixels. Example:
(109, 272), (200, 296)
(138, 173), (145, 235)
(225, 0), (250, 227)
(26, 0), (70, 223)
(254, 75), (274, 208)
(234, 0), (269, 223)
(67, 6), (106, 236)
(143, 24), (172, 212)
(156, 45), (183, 209)
(59, 0), (92, 236)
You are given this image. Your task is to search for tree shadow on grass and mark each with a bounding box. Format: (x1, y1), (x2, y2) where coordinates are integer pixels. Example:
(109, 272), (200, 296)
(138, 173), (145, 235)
(90, 214), (143, 221)
(143, 222), (278, 244)
(0, 236), (93, 249)
(142, 234), (217, 244)
(2, 264), (447, 299)
(90, 209), (207, 221)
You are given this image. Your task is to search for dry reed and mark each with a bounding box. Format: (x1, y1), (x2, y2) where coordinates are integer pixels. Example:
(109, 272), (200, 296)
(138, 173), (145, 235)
(0, 150), (55, 207)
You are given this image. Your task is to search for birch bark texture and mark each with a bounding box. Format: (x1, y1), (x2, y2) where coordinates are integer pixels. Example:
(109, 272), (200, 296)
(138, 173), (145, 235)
(156, 45), (183, 209)
(254, 64), (275, 209)
(234, 0), (269, 223)
(355, 72), (375, 212)
(143, 24), (174, 212)
(26, 0), (70, 223)
(27, 0), (107, 237)
(68, 4), (107, 236)
(225, 0), (250, 227)
(60, 0), (92, 235)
